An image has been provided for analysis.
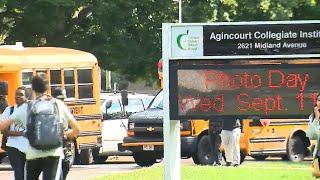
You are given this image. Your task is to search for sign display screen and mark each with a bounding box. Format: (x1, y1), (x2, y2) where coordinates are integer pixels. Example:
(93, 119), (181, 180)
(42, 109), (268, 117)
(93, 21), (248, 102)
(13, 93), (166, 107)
(169, 63), (320, 119)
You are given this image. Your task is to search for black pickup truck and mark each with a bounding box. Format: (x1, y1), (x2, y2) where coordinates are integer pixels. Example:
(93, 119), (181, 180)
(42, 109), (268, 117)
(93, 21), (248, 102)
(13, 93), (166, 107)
(119, 90), (198, 167)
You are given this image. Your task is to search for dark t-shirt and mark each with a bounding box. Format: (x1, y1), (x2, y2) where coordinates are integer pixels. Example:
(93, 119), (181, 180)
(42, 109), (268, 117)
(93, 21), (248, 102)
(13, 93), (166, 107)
(222, 119), (241, 131)
(209, 119), (222, 133)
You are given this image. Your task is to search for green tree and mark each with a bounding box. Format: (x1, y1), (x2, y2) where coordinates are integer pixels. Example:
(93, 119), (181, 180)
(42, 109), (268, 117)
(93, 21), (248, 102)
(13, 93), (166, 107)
(1, 0), (320, 83)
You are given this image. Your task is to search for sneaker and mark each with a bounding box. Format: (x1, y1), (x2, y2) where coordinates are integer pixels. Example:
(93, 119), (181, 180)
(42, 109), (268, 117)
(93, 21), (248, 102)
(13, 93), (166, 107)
(213, 162), (222, 166)
(233, 164), (239, 167)
(226, 162), (232, 166)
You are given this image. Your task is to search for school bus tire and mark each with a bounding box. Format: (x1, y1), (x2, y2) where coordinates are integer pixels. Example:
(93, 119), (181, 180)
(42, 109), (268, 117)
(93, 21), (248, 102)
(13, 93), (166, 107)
(133, 152), (156, 167)
(251, 155), (268, 161)
(92, 148), (108, 164)
(195, 135), (214, 165)
(287, 136), (307, 162)
(79, 148), (93, 165)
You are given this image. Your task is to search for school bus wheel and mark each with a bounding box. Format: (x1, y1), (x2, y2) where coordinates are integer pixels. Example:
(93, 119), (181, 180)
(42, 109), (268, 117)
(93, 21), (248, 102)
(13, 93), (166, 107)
(195, 135), (214, 165)
(79, 148), (93, 165)
(92, 148), (108, 164)
(287, 136), (307, 162)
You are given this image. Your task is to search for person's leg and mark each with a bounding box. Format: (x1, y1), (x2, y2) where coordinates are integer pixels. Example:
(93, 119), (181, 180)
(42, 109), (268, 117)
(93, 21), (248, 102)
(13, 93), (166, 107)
(214, 133), (222, 163)
(42, 156), (62, 180)
(208, 120), (215, 154)
(212, 133), (222, 164)
(6, 147), (26, 180)
(62, 158), (70, 180)
(221, 130), (232, 165)
(25, 158), (42, 180)
(231, 128), (241, 165)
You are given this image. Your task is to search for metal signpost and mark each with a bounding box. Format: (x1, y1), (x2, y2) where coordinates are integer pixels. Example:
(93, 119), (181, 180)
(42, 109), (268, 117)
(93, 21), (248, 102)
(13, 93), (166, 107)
(162, 20), (320, 180)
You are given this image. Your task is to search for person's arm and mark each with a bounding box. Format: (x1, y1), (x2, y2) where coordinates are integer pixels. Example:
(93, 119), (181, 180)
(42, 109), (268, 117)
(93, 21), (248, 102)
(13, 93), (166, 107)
(62, 104), (80, 139)
(65, 119), (80, 140)
(0, 119), (13, 132)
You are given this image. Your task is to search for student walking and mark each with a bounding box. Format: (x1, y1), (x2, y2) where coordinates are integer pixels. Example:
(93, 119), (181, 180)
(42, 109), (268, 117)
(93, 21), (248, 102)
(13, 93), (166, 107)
(0, 73), (80, 180)
(0, 86), (30, 180)
(52, 87), (73, 180)
(221, 118), (241, 167)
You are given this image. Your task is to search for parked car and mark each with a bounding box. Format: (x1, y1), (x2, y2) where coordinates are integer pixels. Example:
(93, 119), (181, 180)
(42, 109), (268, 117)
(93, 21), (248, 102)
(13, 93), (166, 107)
(92, 92), (154, 163)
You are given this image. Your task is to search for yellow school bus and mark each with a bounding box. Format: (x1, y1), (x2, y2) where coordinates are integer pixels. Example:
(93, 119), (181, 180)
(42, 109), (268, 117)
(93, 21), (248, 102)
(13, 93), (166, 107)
(0, 44), (101, 165)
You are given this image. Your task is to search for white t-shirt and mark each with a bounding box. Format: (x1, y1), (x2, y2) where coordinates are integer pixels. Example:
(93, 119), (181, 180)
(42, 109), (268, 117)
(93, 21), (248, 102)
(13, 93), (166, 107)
(9, 99), (75, 160)
(0, 105), (28, 153)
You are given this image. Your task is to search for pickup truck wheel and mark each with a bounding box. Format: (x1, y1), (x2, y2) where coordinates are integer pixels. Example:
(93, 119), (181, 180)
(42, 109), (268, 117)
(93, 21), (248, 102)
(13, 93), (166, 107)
(79, 148), (93, 165)
(0, 153), (6, 164)
(92, 148), (108, 164)
(133, 152), (156, 167)
(251, 155), (268, 161)
(196, 135), (214, 165)
(287, 136), (307, 162)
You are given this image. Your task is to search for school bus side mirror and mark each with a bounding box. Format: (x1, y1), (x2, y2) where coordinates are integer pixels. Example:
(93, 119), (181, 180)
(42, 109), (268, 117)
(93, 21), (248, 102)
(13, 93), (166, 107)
(121, 90), (128, 106)
(105, 100), (112, 110)
(103, 100), (112, 120)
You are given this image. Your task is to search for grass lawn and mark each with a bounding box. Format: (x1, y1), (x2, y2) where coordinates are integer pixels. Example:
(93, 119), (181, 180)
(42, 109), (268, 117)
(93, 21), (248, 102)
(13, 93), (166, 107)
(94, 161), (313, 180)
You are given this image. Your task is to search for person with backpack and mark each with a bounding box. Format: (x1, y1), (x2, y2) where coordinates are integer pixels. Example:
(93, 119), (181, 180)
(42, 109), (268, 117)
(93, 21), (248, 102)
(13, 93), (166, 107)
(0, 73), (80, 180)
(0, 86), (30, 180)
(52, 87), (73, 180)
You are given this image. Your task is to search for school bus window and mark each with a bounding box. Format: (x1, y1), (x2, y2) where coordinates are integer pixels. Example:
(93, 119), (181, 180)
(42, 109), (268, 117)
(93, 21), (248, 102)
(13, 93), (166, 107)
(50, 70), (61, 85)
(65, 85), (75, 98)
(78, 69), (93, 99)
(78, 85), (93, 99)
(64, 70), (75, 84)
(64, 69), (75, 98)
(78, 69), (93, 83)
(50, 70), (61, 94)
(22, 72), (33, 85)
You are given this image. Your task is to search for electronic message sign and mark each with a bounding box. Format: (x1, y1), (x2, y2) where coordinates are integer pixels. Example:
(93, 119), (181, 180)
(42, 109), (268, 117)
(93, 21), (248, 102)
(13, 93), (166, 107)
(169, 63), (320, 119)
(166, 21), (320, 120)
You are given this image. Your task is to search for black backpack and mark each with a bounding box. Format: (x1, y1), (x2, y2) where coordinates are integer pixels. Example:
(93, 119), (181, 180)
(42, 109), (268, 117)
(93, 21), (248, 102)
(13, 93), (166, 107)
(1, 106), (14, 150)
(26, 98), (63, 150)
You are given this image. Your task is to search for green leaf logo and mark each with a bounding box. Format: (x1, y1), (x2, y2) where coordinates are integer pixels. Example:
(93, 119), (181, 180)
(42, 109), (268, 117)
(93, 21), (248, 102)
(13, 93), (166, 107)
(177, 30), (189, 50)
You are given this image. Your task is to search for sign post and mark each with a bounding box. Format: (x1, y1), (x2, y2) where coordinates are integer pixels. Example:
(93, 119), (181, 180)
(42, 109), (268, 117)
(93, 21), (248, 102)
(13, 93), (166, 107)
(162, 20), (320, 180)
(163, 24), (181, 180)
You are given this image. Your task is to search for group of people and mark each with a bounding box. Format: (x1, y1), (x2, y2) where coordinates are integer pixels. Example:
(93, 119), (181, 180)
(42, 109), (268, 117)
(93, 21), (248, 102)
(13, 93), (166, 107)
(0, 73), (80, 180)
(208, 118), (241, 167)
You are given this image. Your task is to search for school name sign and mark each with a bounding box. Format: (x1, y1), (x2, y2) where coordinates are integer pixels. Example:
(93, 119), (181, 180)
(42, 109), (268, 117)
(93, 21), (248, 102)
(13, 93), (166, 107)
(170, 21), (320, 58)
